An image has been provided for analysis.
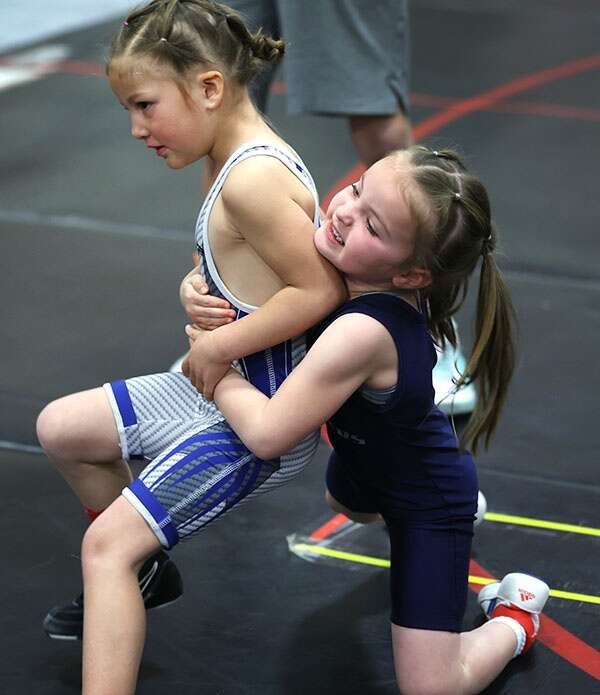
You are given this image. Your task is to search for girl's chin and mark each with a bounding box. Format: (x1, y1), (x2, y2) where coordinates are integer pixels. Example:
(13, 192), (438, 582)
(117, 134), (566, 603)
(313, 228), (329, 255)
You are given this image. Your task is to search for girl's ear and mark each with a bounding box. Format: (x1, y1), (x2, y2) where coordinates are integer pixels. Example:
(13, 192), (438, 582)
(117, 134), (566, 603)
(392, 266), (432, 290)
(194, 70), (224, 109)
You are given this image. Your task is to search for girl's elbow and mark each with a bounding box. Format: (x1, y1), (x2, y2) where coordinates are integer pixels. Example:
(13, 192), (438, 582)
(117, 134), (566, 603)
(250, 432), (288, 460)
(254, 440), (285, 461)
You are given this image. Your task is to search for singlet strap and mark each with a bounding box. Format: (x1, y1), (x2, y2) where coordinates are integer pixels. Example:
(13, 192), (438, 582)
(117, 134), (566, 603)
(195, 140), (320, 313)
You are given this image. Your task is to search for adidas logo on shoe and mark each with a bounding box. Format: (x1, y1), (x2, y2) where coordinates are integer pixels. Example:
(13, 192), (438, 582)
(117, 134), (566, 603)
(518, 588), (536, 602)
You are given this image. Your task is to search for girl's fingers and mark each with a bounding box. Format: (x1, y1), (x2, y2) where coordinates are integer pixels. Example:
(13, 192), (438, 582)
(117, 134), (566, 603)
(189, 276), (209, 294)
(189, 305), (235, 319)
(192, 296), (233, 311)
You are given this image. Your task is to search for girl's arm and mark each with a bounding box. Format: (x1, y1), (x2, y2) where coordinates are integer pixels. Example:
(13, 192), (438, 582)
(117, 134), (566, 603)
(185, 157), (347, 398)
(210, 313), (391, 459)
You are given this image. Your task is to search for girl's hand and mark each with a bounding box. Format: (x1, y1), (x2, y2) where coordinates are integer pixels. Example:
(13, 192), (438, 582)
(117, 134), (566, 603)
(180, 272), (236, 330)
(182, 325), (231, 400)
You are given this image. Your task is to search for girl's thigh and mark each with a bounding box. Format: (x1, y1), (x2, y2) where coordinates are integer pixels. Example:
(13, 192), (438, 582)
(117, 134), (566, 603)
(37, 387), (121, 462)
(104, 372), (223, 462)
(387, 520), (472, 633)
(113, 372), (316, 549)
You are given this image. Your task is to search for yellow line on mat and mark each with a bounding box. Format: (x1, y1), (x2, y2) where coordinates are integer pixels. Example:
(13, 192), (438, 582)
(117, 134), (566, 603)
(291, 543), (600, 606)
(294, 543), (391, 568)
(483, 512), (600, 537)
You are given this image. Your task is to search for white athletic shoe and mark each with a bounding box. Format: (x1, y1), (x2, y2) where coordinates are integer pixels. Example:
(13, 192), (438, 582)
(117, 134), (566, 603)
(433, 339), (477, 416)
(478, 572), (549, 653)
(474, 490), (487, 527)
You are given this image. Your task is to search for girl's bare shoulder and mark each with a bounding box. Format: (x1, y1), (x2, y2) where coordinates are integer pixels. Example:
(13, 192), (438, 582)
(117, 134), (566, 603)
(221, 154), (311, 206)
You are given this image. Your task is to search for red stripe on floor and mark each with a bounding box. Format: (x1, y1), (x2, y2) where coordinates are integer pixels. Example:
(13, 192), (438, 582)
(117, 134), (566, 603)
(411, 92), (600, 123)
(309, 513), (348, 541)
(412, 53), (600, 139)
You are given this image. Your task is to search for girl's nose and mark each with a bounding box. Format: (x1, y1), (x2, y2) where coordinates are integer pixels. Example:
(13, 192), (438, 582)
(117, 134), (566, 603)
(130, 114), (148, 139)
(336, 202), (354, 227)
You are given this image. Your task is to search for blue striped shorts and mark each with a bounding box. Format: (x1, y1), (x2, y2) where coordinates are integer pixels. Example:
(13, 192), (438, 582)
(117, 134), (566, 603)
(104, 372), (319, 548)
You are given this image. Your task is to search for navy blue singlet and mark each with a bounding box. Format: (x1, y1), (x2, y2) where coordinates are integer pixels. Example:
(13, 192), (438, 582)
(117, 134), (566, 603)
(311, 292), (478, 631)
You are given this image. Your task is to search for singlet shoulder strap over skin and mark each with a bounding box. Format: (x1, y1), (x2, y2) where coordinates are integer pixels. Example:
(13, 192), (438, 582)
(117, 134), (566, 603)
(319, 293), (434, 410)
(195, 141), (320, 313)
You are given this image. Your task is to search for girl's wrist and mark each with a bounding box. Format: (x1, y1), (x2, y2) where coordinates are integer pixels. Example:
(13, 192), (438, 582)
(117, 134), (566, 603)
(207, 325), (234, 363)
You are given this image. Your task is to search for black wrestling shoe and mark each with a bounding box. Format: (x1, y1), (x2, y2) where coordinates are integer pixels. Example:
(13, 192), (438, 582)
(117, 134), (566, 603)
(43, 549), (183, 640)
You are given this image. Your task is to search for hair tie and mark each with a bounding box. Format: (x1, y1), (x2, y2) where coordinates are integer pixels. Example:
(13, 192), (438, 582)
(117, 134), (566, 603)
(481, 232), (493, 256)
(123, 20), (129, 27)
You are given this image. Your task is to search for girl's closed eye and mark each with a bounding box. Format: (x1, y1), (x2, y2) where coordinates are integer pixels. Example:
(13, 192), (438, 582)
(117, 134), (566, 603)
(366, 220), (378, 237)
(350, 182), (377, 236)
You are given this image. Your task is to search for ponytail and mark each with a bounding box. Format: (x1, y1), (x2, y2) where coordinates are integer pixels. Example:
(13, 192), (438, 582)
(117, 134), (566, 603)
(222, 10), (285, 66)
(400, 145), (518, 452)
(455, 250), (517, 452)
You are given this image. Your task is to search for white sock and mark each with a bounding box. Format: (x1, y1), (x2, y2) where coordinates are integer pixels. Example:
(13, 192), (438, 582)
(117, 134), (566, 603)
(489, 616), (526, 658)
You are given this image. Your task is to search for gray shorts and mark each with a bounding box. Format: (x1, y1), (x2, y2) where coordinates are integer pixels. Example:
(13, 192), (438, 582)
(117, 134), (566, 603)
(231, 0), (410, 116)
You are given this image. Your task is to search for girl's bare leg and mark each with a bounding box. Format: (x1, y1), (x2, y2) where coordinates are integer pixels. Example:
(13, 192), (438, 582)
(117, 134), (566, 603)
(81, 496), (161, 695)
(36, 387), (132, 509)
(391, 622), (516, 695)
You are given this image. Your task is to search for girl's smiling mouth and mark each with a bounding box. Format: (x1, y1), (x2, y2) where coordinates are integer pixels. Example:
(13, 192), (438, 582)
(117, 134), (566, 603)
(327, 220), (345, 246)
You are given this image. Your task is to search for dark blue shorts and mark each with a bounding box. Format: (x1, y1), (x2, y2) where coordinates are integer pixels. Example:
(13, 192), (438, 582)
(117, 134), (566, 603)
(326, 452), (475, 632)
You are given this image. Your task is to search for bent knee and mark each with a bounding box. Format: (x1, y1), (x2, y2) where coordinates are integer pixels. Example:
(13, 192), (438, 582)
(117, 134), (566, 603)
(324, 490), (380, 525)
(81, 517), (130, 576)
(36, 399), (75, 459)
(37, 390), (119, 462)
(81, 520), (112, 571)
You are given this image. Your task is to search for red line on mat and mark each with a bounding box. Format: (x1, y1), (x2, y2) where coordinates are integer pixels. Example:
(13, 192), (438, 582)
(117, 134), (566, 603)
(411, 92), (600, 123)
(412, 53), (600, 139)
(309, 514), (348, 541)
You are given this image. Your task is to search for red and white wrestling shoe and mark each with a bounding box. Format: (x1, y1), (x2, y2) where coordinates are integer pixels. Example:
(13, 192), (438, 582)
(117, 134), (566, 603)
(478, 572), (549, 656)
